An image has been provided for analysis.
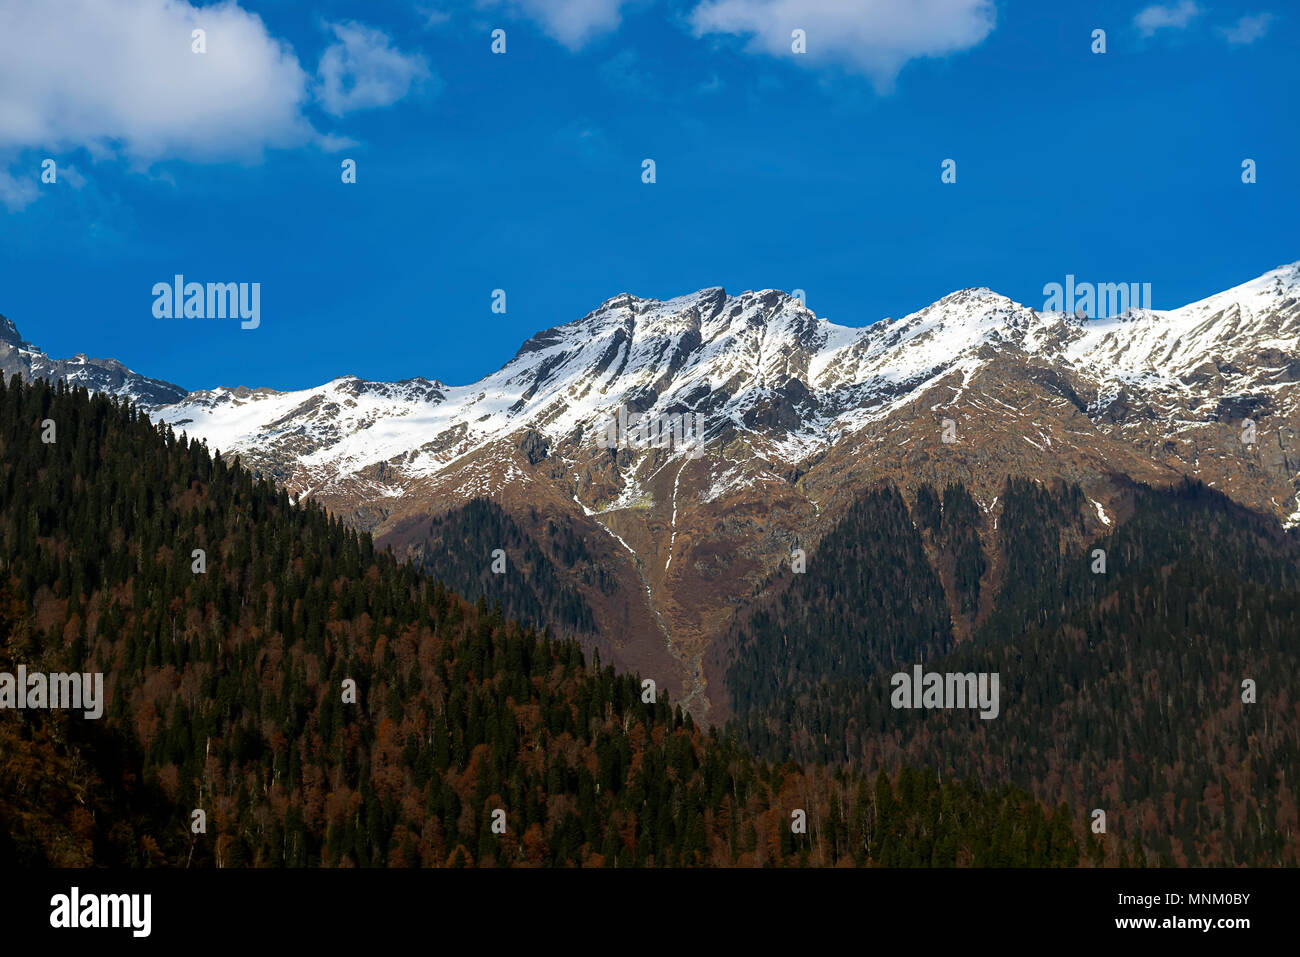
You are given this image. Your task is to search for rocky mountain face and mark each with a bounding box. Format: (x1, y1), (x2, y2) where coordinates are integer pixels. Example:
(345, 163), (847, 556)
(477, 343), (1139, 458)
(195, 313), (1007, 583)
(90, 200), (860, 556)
(7, 262), (1298, 723)
(0, 313), (188, 407)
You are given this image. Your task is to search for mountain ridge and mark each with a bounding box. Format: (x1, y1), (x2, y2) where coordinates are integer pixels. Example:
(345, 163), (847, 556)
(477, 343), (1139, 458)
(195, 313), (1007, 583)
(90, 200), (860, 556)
(4, 261), (1297, 723)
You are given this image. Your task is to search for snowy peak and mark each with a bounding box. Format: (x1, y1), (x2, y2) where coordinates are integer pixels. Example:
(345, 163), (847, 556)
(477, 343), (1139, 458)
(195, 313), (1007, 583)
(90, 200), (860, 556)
(486, 286), (830, 431)
(0, 314), (187, 408)
(1067, 261), (1300, 390)
(161, 375), (452, 469)
(807, 286), (1072, 414)
(5, 260), (1298, 523)
(508, 282), (1072, 421)
(1184, 260), (1300, 316)
(507, 285), (818, 380)
(0, 313), (21, 347)
(138, 262), (1298, 501)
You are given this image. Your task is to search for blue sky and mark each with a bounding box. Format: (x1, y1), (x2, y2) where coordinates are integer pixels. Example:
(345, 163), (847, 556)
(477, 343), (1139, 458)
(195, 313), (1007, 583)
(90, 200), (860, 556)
(0, 0), (1295, 391)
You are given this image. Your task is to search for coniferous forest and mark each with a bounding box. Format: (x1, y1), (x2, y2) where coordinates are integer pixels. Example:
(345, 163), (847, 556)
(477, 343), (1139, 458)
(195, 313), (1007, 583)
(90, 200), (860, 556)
(0, 376), (1082, 867)
(722, 475), (1300, 866)
(398, 497), (609, 637)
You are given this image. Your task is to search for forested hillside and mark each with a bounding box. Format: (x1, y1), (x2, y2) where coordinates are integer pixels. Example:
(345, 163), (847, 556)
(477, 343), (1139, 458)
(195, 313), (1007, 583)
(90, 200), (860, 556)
(724, 475), (1300, 866)
(394, 498), (608, 637)
(0, 376), (1077, 867)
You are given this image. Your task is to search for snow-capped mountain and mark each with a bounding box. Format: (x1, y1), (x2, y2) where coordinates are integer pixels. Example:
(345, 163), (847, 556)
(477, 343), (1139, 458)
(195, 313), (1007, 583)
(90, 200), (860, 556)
(0, 313), (187, 407)
(5, 262), (1297, 722)
(148, 262), (1299, 517)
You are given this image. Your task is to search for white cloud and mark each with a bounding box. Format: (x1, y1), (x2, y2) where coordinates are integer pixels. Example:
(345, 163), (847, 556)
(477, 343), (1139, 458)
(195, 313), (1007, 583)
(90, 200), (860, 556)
(688, 0), (996, 90)
(1218, 12), (1274, 45)
(60, 165), (89, 190)
(0, 168), (39, 212)
(1134, 2), (1200, 37)
(479, 0), (633, 49)
(418, 6), (453, 28)
(315, 21), (434, 117)
(0, 0), (323, 164)
(0, 2), (432, 213)
(0, 162), (87, 212)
